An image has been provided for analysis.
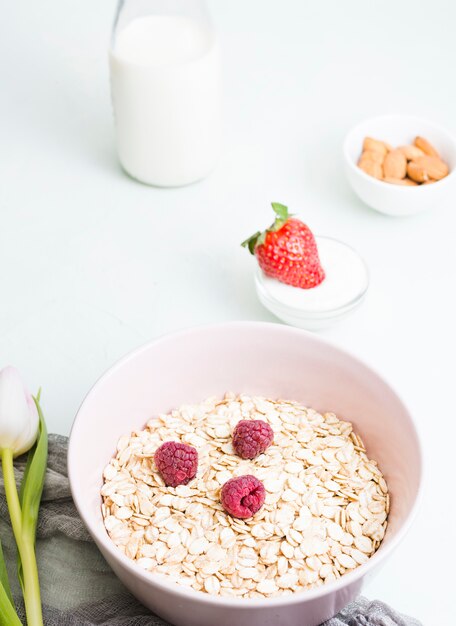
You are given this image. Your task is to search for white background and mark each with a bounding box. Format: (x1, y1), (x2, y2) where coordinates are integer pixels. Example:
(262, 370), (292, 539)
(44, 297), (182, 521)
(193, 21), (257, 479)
(1, 1), (455, 623)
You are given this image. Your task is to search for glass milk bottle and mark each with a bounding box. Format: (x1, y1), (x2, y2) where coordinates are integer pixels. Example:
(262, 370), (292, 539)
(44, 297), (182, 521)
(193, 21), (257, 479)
(110, 0), (221, 187)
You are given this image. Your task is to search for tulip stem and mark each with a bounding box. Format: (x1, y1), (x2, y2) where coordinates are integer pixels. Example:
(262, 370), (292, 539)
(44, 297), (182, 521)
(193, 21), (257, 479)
(1, 449), (23, 556)
(1, 449), (43, 626)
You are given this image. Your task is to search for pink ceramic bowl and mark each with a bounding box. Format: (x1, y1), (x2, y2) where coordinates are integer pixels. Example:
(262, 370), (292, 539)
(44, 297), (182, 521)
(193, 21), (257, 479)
(68, 322), (422, 626)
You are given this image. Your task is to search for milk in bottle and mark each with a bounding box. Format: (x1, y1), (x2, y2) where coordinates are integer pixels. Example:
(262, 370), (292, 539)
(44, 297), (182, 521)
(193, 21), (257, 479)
(110, 2), (221, 186)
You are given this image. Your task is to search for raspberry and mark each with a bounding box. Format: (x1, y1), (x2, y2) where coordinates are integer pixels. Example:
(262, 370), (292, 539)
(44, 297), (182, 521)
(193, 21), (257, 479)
(154, 441), (198, 487)
(220, 475), (265, 519)
(232, 419), (274, 459)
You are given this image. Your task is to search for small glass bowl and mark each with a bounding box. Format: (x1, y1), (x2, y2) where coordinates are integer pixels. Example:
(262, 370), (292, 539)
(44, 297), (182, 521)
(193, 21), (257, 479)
(254, 236), (369, 331)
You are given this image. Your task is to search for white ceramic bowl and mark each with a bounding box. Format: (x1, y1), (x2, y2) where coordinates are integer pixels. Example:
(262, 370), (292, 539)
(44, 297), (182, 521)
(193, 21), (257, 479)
(343, 114), (456, 216)
(68, 322), (422, 626)
(254, 237), (369, 330)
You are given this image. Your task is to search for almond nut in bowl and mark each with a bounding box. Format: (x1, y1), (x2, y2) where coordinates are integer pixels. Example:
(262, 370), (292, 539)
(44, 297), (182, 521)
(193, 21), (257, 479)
(343, 115), (456, 216)
(68, 322), (422, 626)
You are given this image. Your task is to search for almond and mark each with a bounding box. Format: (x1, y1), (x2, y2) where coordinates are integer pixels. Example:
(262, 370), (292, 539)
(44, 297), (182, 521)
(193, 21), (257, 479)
(359, 150), (385, 165)
(358, 159), (383, 179)
(363, 137), (389, 155)
(383, 149), (407, 179)
(413, 156), (449, 181)
(359, 134), (450, 185)
(407, 161), (429, 183)
(383, 176), (418, 186)
(414, 136), (439, 158)
(397, 145), (425, 161)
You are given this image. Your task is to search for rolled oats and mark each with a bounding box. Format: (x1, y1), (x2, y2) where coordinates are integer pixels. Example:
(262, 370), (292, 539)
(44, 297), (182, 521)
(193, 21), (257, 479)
(102, 394), (388, 598)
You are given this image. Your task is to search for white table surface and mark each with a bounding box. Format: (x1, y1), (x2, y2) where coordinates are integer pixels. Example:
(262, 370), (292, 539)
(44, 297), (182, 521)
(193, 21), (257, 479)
(1, 0), (454, 622)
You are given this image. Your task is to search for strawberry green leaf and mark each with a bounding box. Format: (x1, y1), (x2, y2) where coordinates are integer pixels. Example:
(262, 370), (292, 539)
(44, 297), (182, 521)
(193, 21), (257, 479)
(270, 202), (291, 232)
(241, 202), (291, 254)
(271, 203), (289, 221)
(270, 217), (287, 232)
(256, 231), (267, 246)
(241, 232), (261, 255)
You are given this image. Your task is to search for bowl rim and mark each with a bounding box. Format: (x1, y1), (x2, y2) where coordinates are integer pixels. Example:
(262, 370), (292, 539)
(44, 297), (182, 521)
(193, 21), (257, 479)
(68, 321), (424, 609)
(343, 113), (456, 191)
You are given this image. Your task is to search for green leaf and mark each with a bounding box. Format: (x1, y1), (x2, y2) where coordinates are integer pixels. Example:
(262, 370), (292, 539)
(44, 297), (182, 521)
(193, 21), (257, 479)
(242, 202), (292, 254)
(271, 202), (289, 221)
(256, 231), (266, 247)
(19, 405), (47, 538)
(0, 580), (22, 626)
(241, 231), (261, 255)
(19, 389), (43, 510)
(18, 450), (33, 512)
(270, 202), (291, 233)
(17, 397), (48, 588)
(0, 541), (13, 605)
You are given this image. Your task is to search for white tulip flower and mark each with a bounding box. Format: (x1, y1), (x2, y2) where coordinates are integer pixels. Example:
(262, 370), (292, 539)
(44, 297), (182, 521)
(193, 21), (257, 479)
(0, 366), (39, 456)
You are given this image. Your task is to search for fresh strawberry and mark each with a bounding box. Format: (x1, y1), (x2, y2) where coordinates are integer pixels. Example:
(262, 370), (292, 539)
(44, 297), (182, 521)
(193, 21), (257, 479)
(242, 203), (325, 289)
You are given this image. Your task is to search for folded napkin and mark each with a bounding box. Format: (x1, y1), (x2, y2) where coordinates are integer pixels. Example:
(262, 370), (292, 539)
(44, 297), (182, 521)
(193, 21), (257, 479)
(0, 435), (421, 626)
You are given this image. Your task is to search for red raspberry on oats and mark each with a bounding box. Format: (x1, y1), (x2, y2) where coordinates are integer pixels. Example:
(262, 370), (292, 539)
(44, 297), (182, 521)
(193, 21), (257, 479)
(232, 419), (274, 459)
(221, 475), (265, 519)
(154, 441), (198, 487)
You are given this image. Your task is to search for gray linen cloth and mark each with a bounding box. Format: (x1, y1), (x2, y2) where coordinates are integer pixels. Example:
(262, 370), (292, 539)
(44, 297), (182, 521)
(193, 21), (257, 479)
(0, 435), (421, 626)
